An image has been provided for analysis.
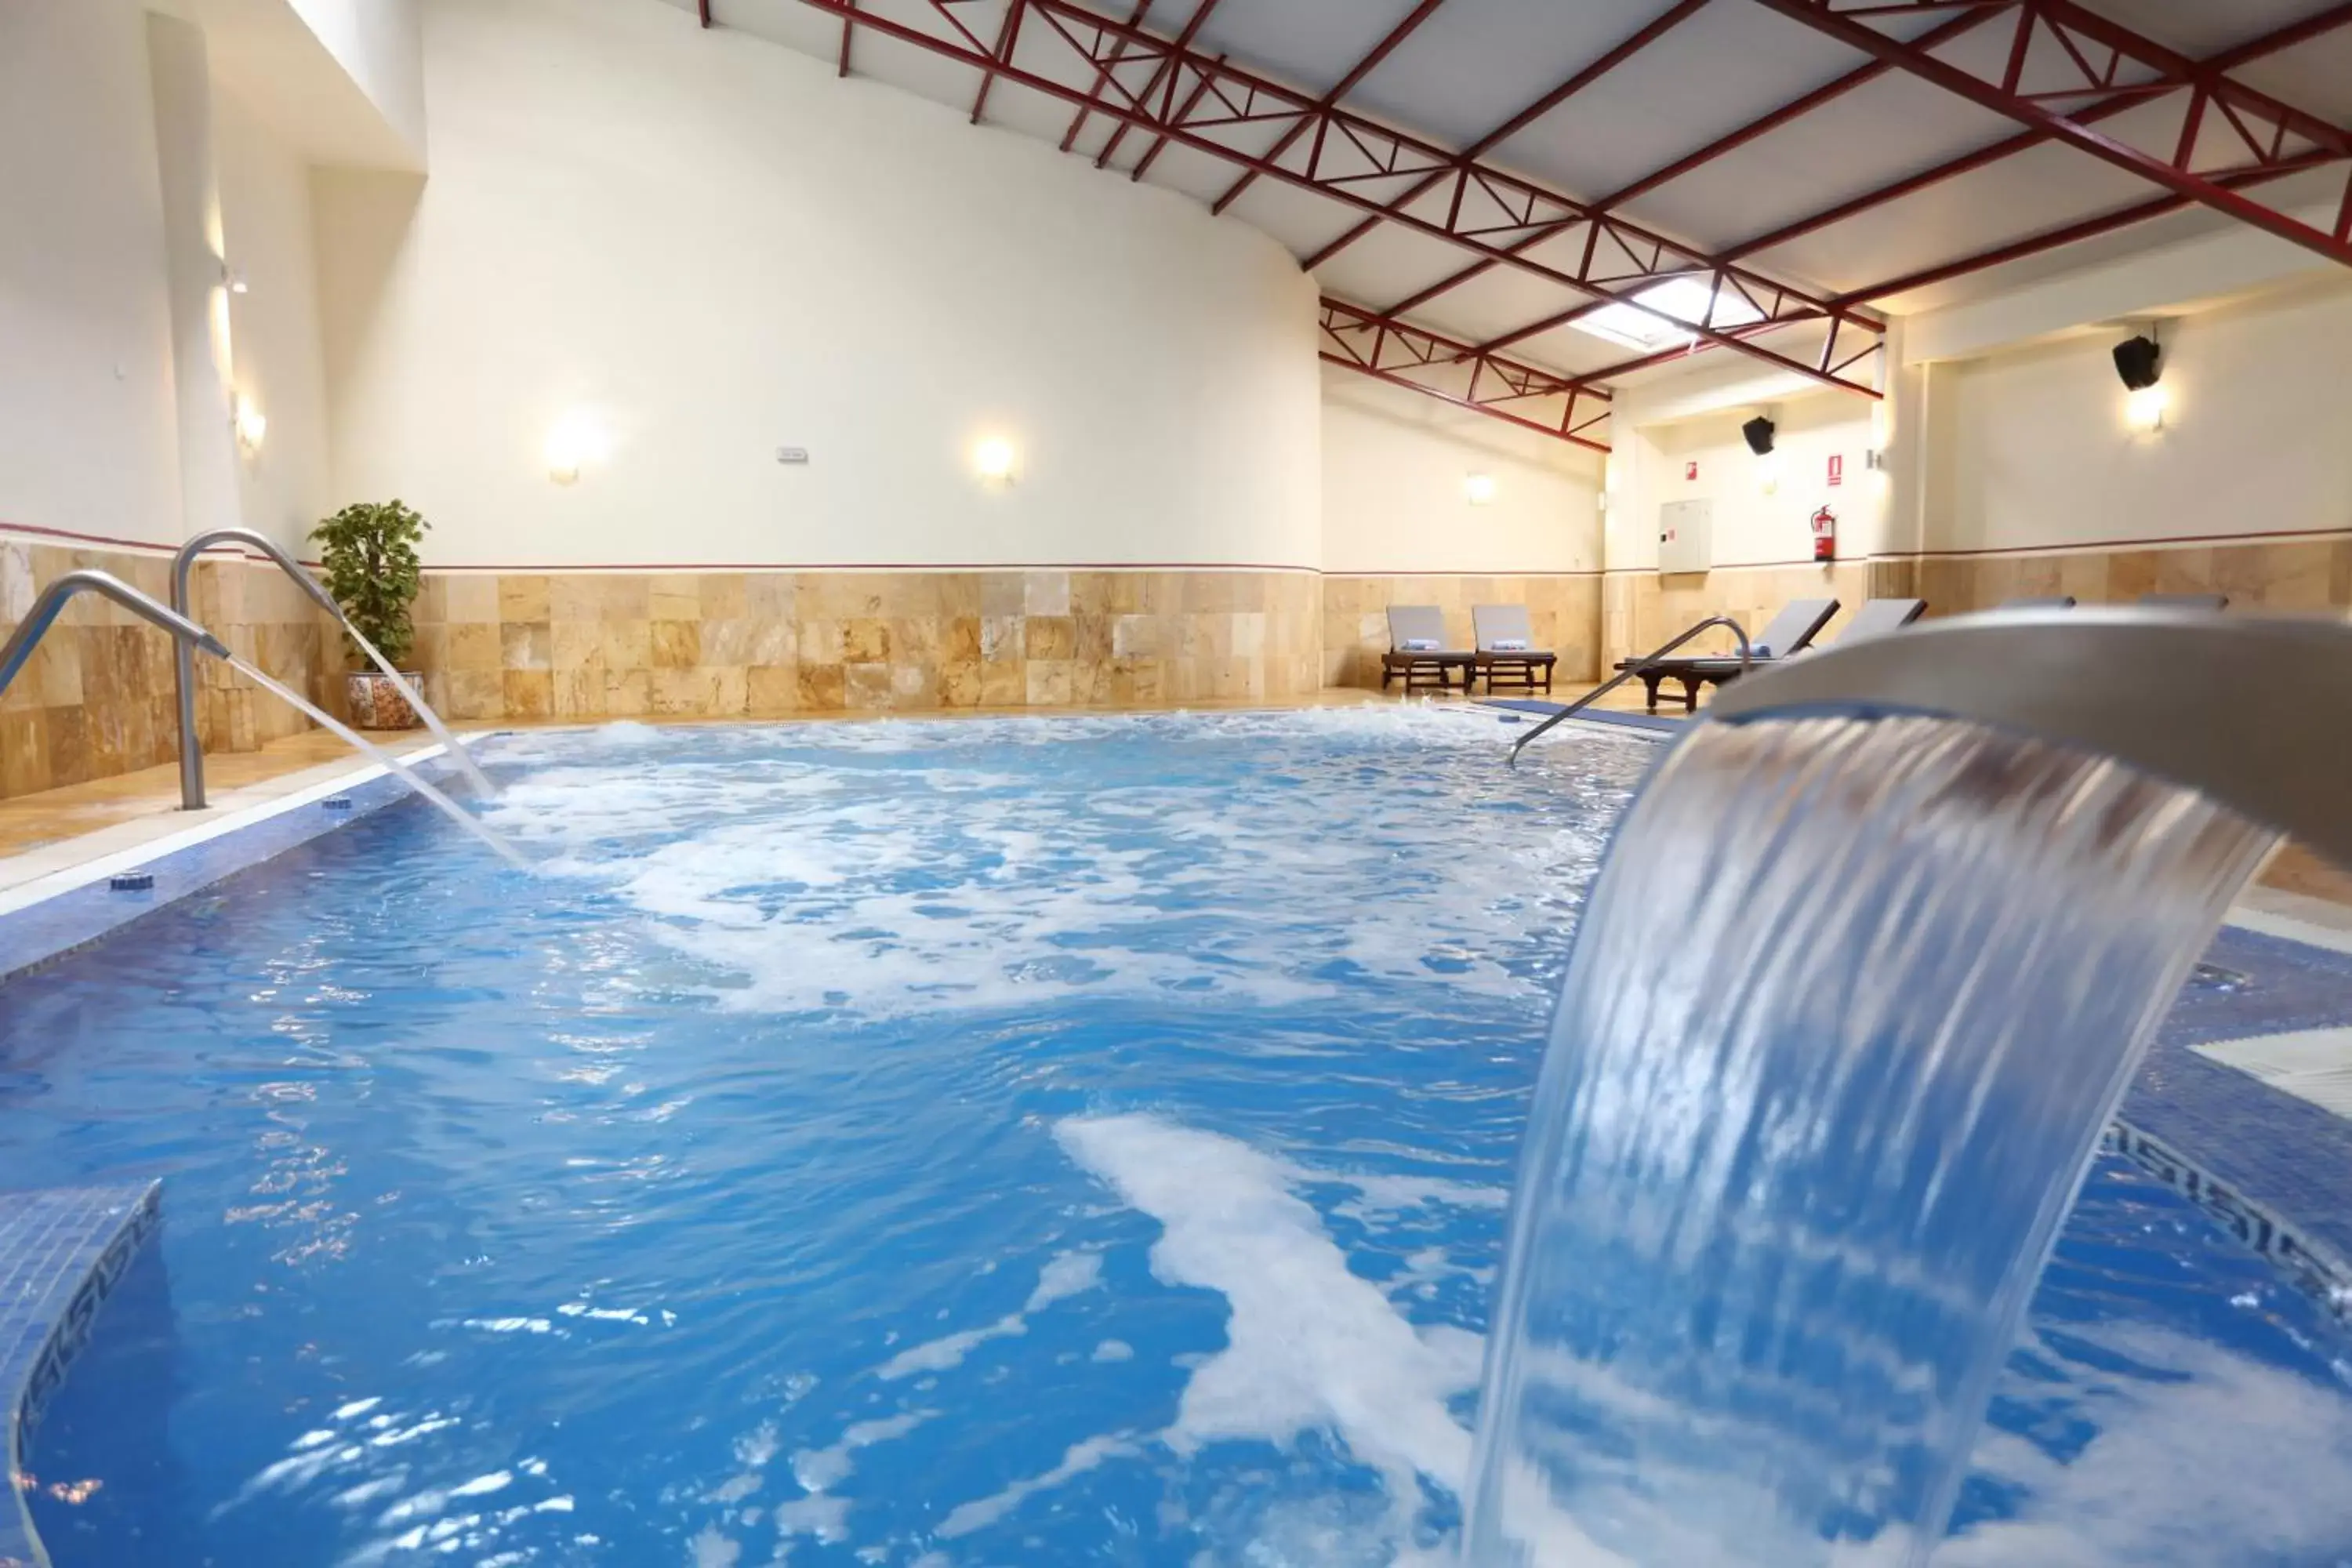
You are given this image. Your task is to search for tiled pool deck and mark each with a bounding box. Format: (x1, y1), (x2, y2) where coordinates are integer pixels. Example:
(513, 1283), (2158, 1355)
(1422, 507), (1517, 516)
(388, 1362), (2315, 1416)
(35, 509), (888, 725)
(1, 1183), (160, 1568)
(0, 704), (2347, 1568)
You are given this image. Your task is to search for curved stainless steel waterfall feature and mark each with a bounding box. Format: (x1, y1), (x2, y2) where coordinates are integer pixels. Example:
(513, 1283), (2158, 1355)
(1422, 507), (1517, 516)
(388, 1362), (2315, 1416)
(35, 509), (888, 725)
(1708, 606), (2352, 865)
(169, 528), (346, 811)
(1465, 606), (2352, 1566)
(1507, 615), (1751, 765)
(0, 571), (230, 703)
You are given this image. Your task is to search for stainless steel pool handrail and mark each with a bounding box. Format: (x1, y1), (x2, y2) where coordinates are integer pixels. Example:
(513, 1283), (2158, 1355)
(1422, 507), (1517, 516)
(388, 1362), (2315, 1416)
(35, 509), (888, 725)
(0, 570), (230, 705)
(1707, 606), (2352, 867)
(1508, 615), (1753, 767)
(170, 528), (343, 811)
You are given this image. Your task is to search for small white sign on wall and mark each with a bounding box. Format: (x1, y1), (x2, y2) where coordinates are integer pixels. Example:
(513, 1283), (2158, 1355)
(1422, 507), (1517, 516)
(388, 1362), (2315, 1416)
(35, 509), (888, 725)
(1659, 498), (1713, 575)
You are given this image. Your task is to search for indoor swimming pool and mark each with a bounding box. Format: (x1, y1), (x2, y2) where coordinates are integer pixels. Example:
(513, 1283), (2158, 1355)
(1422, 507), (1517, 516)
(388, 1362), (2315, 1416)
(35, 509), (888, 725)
(4, 710), (2350, 1566)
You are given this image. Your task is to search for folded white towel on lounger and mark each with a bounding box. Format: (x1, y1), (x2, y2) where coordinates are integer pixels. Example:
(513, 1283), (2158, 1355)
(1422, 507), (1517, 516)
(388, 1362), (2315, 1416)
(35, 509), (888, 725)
(1489, 639), (1530, 652)
(1399, 638), (1441, 652)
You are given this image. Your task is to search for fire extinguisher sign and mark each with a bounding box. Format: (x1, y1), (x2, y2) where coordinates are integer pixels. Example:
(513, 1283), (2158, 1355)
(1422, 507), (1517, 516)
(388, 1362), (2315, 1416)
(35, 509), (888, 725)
(1828, 454), (1844, 487)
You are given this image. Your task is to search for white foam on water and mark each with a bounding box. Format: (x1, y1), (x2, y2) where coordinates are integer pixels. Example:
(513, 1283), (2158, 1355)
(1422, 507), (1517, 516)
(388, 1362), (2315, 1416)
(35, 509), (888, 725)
(961, 1113), (1487, 1555)
(1939, 1325), (2352, 1566)
(935, 1433), (1139, 1539)
(471, 709), (1636, 1022)
(789, 1411), (930, 1494)
(1025, 1250), (1102, 1311)
(689, 1522), (742, 1566)
(877, 1315), (1024, 1380)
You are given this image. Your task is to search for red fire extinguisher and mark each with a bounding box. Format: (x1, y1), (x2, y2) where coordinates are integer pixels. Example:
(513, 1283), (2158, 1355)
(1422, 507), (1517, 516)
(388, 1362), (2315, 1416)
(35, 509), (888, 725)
(1811, 505), (1837, 563)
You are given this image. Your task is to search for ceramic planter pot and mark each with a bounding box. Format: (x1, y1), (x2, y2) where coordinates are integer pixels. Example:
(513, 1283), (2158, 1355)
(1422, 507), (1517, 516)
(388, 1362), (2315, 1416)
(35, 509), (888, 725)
(347, 670), (425, 731)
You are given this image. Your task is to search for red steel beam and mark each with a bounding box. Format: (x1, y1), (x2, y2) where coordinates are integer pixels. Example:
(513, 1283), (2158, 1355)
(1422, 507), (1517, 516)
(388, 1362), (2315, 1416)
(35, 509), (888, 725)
(970, 0), (1029, 122)
(1308, 0), (1716, 277)
(1833, 151), (2335, 307)
(1319, 298), (1613, 451)
(1210, 0), (1449, 216)
(1385, 5), (1997, 321)
(1752, 0), (2352, 269)
(795, 0), (1882, 394)
(1555, 2), (2352, 386)
(1059, 0), (1156, 149)
(1095, 0), (1226, 171)
(1468, 0), (2347, 352)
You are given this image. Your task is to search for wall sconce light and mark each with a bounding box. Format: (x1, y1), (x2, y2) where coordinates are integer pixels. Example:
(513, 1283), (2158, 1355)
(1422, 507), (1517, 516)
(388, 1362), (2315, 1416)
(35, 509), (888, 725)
(2114, 332), (2165, 433)
(1464, 472), (1497, 506)
(2125, 383), (2169, 434)
(973, 436), (1018, 485)
(234, 394), (267, 453)
(545, 412), (607, 485)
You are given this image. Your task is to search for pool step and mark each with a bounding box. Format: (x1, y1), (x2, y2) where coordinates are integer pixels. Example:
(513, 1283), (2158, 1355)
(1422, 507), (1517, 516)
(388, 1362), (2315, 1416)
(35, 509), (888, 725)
(0, 1181), (162, 1568)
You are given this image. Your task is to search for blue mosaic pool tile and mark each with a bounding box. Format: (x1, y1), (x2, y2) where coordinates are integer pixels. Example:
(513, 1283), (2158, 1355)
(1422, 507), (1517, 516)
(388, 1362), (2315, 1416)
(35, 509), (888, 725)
(0, 1181), (160, 1568)
(0, 749), (474, 986)
(2106, 923), (2352, 1289)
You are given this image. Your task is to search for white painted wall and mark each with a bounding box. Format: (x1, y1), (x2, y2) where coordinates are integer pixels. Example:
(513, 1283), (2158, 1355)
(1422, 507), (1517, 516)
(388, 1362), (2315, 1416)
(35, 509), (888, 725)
(150, 12), (244, 546)
(314, 0), (1322, 571)
(1607, 391), (1882, 571)
(1926, 280), (2352, 553)
(216, 86), (335, 550)
(0, 0), (184, 547)
(289, 0), (427, 162)
(1318, 368), (1602, 574)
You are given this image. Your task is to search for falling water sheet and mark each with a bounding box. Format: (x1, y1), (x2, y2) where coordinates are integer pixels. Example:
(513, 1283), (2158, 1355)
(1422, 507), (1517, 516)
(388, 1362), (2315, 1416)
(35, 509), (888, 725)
(1463, 713), (2278, 1567)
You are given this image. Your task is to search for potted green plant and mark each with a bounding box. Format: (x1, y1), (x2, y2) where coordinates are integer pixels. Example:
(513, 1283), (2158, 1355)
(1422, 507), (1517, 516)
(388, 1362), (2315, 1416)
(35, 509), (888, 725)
(311, 499), (429, 731)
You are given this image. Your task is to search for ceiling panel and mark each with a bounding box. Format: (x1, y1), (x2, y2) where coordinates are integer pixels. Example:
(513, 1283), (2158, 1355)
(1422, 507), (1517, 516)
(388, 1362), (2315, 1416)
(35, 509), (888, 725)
(1189, 0), (1435, 105)
(1749, 142), (2155, 298)
(2082, 0), (2331, 56)
(1483, 5), (1867, 207)
(1403, 263), (1585, 348)
(2234, 30), (2352, 126)
(1311, 220), (1494, 312)
(1221, 180), (1370, 262)
(1610, 75), (2017, 260)
(1338, 0), (1685, 153)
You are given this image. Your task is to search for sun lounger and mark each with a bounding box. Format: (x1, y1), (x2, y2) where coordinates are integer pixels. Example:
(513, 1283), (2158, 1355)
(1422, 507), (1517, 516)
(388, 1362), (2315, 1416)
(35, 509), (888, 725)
(1471, 604), (1557, 694)
(2140, 592), (2229, 610)
(1614, 597), (1839, 714)
(1381, 605), (1473, 692)
(1998, 595), (2077, 610)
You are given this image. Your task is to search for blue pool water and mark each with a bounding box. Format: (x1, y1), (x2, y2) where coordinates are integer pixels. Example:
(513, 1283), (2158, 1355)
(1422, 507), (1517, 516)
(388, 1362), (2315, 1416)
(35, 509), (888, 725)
(3, 710), (2349, 1566)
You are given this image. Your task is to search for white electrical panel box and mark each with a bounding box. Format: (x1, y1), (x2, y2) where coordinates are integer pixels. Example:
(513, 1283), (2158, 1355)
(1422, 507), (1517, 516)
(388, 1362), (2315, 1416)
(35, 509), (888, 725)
(1658, 498), (1713, 575)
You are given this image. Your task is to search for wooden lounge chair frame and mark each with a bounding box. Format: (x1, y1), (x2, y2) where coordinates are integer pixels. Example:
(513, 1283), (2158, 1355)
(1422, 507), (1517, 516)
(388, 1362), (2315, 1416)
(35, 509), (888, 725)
(1381, 605), (1473, 692)
(1470, 605), (1556, 694)
(1615, 598), (1840, 713)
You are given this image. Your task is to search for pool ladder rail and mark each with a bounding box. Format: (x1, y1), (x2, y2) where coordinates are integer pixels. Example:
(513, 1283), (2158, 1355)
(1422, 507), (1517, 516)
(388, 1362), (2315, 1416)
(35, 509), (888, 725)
(169, 527), (348, 811)
(0, 569), (230, 702)
(1508, 615), (1753, 766)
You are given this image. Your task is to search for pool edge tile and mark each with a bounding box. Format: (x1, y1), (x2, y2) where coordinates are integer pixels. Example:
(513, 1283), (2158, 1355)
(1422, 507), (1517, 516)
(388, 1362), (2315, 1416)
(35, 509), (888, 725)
(1, 1181), (162, 1568)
